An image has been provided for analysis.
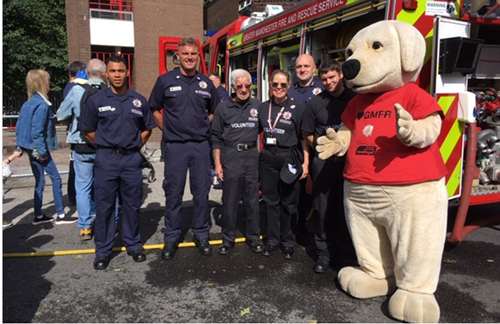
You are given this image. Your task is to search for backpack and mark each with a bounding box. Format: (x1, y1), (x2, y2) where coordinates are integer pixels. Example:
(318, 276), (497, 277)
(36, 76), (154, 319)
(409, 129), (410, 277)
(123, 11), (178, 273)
(79, 82), (107, 112)
(74, 82), (107, 153)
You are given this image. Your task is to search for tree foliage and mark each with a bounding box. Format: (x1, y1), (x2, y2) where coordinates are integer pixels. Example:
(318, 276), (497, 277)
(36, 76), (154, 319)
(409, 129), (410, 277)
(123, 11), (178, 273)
(3, 0), (68, 98)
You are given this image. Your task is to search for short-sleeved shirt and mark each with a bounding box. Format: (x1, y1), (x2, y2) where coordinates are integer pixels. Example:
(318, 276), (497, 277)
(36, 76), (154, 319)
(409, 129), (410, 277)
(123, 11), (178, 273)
(211, 97), (261, 149)
(216, 85), (229, 102)
(341, 83), (447, 185)
(301, 87), (357, 151)
(259, 97), (304, 148)
(78, 87), (156, 151)
(288, 78), (324, 107)
(148, 69), (220, 143)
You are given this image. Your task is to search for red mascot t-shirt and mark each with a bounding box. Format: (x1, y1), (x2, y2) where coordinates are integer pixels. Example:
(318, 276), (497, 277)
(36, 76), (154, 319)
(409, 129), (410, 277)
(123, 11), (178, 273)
(342, 83), (447, 185)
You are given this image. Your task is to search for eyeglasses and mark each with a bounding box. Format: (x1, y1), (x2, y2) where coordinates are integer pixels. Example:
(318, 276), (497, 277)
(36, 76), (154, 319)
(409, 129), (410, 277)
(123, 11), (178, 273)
(236, 84), (252, 89)
(271, 82), (288, 89)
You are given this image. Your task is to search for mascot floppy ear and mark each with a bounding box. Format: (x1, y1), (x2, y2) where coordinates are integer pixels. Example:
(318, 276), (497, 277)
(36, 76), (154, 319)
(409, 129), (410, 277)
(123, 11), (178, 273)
(392, 21), (426, 81)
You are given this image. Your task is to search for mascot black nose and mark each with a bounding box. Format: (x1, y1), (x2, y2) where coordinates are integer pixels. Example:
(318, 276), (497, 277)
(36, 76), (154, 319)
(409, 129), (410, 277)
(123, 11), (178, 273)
(342, 60), (361, 81)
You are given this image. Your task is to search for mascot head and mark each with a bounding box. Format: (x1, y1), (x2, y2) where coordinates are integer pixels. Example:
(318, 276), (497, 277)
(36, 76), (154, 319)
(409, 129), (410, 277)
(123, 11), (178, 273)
(342, 20), (426, 94)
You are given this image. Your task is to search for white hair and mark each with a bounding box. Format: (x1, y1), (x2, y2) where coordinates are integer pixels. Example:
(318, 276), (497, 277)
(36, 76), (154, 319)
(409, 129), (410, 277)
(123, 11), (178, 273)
(230, 69), (252, 86)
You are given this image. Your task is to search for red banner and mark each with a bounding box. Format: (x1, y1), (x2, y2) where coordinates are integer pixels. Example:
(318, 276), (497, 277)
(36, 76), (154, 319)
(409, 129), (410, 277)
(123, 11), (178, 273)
(242, 0), (349, 44)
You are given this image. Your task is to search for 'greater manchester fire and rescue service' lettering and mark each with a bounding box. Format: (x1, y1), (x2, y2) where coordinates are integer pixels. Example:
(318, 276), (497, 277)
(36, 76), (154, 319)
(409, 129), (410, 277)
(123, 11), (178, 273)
(243, 0), (345, 43)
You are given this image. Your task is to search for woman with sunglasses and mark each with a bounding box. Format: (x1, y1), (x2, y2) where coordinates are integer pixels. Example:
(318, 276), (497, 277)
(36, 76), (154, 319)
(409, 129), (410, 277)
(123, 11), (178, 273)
(258, 69), (310, 259)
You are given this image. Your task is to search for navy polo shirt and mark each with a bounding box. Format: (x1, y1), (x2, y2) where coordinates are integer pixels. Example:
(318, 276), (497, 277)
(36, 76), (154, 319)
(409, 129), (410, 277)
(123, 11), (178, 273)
(211, 97), (261, 149)
(288, 78), (324, 107)
(301, 87), (357, 147)
(148, 70), (220, 143)
(258, 97), (304, 148)
(216, 85), (229, 102)
(78, 87), (156, 150)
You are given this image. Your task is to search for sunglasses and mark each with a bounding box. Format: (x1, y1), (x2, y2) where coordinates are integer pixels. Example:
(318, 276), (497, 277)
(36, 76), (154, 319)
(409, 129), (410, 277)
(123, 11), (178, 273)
(236, 83), (252, 89)
(271, 82), (288, 89)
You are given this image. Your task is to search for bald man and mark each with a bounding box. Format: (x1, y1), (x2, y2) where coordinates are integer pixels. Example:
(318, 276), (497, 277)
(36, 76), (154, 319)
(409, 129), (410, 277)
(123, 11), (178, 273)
(288, 54), (324, 106)
(288, 54), (324, 241)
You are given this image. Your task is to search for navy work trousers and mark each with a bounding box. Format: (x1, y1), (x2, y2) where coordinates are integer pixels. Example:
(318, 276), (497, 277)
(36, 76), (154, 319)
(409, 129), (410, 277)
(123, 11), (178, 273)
(162, 141), (212, 242)
(259, 147), (300, 249)
(94, 149), (143, 257)
(310, 156), (354, 264)
(220, 146), (260, 243)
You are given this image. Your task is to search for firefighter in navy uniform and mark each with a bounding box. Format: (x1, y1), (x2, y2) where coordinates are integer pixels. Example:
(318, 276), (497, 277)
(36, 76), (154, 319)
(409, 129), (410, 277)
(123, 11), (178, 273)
(211, 69), (263, 255)
(259, 69), (310, 259)
(301, 59), (357, 273)
(287, 54), (324, 240)
(148, 38), (220, 260)
(79, 55), (156, 270)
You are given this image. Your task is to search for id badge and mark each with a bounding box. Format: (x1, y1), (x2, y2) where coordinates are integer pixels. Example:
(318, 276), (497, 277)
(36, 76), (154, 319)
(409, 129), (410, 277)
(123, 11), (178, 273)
(266, 137), (277, 145)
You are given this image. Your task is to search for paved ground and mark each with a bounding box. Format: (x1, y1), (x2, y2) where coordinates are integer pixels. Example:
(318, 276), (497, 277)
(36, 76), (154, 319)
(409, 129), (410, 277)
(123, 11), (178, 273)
(2, 129), (500, 323)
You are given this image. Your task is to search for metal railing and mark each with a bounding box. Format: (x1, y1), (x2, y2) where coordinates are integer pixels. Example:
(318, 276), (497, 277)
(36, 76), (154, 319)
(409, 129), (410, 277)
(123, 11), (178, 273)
(2, 92), (64, 128)
(89, 0), (133, 12)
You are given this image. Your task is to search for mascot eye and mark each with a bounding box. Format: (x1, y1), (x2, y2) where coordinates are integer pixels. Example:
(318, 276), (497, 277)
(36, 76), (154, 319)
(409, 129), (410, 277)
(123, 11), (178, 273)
(346, 48), (353, 57)
(372, 42), (383, 50)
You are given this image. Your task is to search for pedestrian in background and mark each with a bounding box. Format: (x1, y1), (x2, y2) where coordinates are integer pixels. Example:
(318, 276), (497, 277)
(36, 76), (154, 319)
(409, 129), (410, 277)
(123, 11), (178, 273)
(57, 59), (107, 241)
(208, 72), (229, 186)
(15, 70), (75, 225)
(63, 61), (88, 206)
(79, 55), (156, 270)
(63, 61), (87, 99)
(149, 38), (220, 260)
(211, 69), (263, 255)
(258, 69), (310, 259)
(3, 150), (23, 228)
(209, 73), (229, 102)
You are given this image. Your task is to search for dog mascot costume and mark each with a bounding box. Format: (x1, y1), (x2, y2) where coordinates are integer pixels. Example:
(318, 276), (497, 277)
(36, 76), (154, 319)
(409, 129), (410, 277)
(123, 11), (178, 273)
(316, 20), (448, 323)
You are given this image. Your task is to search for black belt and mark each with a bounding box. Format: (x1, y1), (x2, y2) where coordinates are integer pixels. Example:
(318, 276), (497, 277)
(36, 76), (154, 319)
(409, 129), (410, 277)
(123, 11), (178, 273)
(100, 147), (139, 155)
(224, 142), (257, 151)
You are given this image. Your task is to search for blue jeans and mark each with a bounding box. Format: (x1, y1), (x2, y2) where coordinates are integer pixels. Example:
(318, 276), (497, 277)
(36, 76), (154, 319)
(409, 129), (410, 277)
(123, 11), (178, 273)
(27, 150), (64, 216)
(73, 151), (96, 229)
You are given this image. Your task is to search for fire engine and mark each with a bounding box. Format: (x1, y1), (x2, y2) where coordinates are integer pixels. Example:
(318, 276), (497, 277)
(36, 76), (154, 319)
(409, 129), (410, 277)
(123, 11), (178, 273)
(160, 0), (500, 244)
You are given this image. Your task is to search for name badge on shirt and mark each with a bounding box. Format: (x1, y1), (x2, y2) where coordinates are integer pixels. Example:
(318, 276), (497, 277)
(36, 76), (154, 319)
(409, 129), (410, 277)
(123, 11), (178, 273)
(98, 106), (115, 112)
(170, 86), (182, 92)
(266, 137), (277, 145)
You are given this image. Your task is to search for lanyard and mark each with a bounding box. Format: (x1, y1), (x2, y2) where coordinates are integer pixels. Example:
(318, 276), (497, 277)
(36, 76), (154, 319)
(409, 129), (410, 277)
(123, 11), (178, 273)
(267, 100), (285, 135)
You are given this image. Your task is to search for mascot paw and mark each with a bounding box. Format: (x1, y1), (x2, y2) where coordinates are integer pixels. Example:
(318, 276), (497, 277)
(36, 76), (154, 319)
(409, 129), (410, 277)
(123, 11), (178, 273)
(388, 289), (440, 323)
(395, 103), (414, 144)
(316, 128), (341, 160)
(338, 266), (396, 299)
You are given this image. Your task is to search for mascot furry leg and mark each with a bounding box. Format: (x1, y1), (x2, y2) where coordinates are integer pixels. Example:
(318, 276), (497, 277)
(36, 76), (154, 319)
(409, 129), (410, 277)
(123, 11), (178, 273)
(339, 179), (448, 323)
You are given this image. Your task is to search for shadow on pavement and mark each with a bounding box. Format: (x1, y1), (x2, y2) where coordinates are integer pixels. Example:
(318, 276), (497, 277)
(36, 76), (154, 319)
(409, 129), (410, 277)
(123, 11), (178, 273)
(3, 223), (56, 322)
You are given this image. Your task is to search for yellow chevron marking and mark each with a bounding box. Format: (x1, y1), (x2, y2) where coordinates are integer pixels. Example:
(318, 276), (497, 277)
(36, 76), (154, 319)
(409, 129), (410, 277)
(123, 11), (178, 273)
(439, 96), (461, 163)
(438, 95), (455, 117)
(397, 3), (425, 25)
(447, 156), (462, 197)
(440, 119), (462, 163)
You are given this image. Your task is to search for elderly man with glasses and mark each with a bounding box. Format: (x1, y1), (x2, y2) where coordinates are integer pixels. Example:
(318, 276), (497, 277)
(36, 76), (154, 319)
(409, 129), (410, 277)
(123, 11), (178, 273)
(211, 68), (264, 255)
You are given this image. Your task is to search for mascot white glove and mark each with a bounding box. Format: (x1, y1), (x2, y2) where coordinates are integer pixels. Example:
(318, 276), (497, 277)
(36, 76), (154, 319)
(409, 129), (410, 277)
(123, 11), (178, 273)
(316, 124), (352, 160)
(395, 103), (442, 148)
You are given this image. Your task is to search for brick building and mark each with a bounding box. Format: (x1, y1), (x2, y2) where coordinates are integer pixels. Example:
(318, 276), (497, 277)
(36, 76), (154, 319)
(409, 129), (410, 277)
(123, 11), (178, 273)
(205, 0), (303, 31)
(65, 0), (204, 144)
